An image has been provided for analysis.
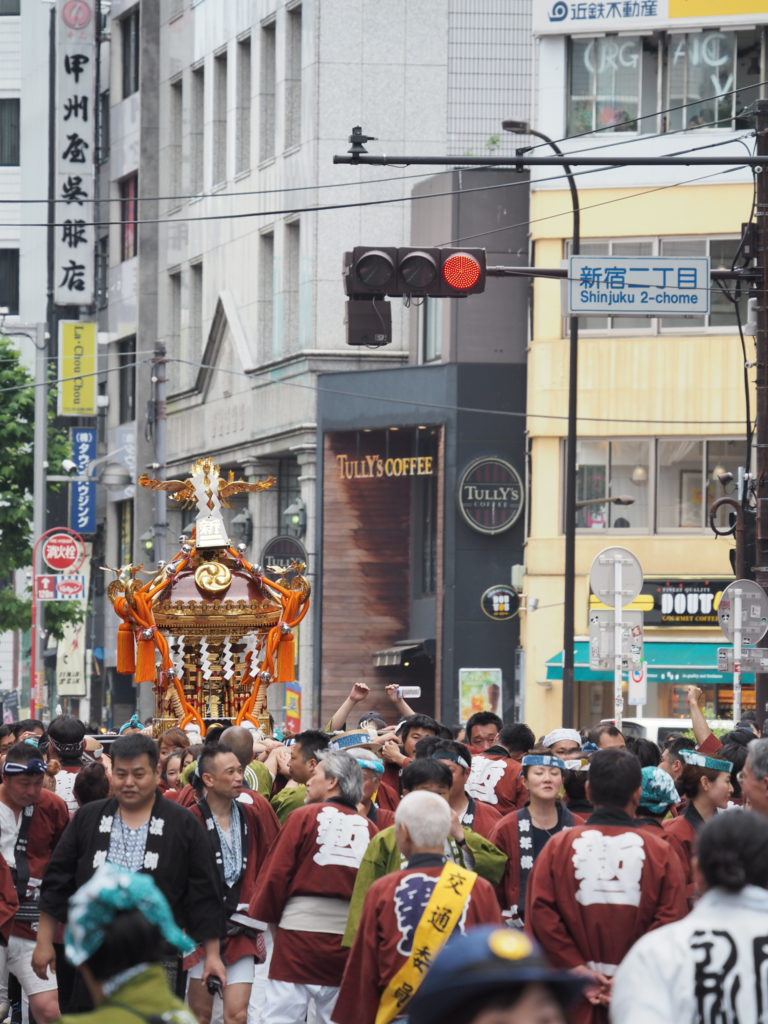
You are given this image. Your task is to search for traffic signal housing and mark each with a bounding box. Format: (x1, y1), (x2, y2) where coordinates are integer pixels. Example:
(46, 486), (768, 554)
(344, 246), (486, 299)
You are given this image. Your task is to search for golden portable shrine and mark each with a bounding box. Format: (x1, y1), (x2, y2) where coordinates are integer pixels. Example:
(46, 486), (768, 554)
(103, 457), (310, 735)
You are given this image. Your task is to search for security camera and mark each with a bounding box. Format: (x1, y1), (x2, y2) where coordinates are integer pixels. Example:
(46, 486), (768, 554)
(61, 459), (78, 476)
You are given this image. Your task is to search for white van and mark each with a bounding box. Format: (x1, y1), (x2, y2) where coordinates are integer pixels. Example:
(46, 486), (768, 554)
(602, 717), (736, 746)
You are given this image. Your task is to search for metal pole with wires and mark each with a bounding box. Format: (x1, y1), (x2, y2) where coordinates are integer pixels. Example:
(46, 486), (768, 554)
(503, 120), (581, 728)
(753, 99), (768, 726)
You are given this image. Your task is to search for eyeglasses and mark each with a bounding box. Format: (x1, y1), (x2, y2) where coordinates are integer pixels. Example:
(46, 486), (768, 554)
(737, 770), (747, 784)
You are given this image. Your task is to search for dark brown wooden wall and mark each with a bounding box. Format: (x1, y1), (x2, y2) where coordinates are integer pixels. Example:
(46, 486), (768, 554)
(319, 431), (416, 725)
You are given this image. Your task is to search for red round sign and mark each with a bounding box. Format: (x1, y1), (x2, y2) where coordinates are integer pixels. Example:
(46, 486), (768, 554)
(56, 576), (85, 598)
(42, 532), (82, 572)
(61, 0), (92, 30)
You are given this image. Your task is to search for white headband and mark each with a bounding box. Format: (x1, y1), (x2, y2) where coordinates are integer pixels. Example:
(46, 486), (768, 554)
(542, 728), (582, 749)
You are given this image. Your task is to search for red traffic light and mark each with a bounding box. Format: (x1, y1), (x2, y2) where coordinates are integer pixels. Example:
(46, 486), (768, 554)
(344, 246), (486, 298)
(442, 252), (482, 292)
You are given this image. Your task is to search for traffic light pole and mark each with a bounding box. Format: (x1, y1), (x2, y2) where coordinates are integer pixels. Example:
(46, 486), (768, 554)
(335, 128), (768, 726)
(754, 100), (768, 725)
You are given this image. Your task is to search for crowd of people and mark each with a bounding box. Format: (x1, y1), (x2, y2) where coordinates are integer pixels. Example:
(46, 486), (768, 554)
(0, 681), (764, 1023)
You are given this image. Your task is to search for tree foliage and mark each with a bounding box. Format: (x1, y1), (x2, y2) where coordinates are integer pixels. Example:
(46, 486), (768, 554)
(0, 335), (85, 637)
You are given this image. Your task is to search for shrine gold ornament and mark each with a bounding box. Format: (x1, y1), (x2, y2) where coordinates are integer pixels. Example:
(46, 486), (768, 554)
(103, 456), (310, 736)
(194, 561), (232, 594)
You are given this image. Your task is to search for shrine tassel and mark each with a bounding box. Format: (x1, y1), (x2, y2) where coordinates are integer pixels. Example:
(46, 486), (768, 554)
(135, 632), (156, 683)
(117, 622), (135, 674)
(277, 629), (294, 682)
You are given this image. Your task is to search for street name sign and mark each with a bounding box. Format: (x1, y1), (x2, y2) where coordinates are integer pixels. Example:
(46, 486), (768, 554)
(567, 256), (710, 316)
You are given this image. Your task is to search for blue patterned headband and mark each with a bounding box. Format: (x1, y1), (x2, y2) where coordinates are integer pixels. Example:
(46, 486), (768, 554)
(65, 863), (195, 967)
(679, 748), (733, 773)
(522, 754), (566, 770)
(432, 750), (470, 770)
(352, 754), (384, 774)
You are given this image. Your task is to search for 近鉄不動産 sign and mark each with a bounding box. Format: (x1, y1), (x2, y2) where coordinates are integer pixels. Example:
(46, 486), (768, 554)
(566, 257), (710, 316)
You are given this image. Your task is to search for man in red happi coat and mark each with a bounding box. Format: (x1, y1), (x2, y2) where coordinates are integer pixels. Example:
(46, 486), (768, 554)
(0, 743), (69, 1023)
(526, 747), (687, 1024)
(464, 724), (529, 815)
(249, 750), (377, 1024)
(333, 789), (502, 1024)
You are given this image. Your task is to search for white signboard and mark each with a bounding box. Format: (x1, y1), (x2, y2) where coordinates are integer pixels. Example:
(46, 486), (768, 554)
(534, 0), (765, 36)
(54, 0), (96, 306)
(588, 609), (644, 671)
(56, 546), (90, 698)
(567, 256), (710, 317)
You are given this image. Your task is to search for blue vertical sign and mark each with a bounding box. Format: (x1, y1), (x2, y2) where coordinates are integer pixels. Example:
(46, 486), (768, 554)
(69, 427), (97, 535)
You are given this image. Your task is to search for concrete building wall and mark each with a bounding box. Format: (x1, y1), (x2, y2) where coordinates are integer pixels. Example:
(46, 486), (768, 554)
(523, 6), (764, 736)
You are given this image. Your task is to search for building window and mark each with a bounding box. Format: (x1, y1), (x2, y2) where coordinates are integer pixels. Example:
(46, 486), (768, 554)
(213, 50), (227, 185)
(191, 65), (205, 193)
(284, 220), (300, 349)
(0, 99), (19, 165)
(236, 36), (251, 174)
(117, 500), (133, 567)
(421, 299), (442, 362)
(285, 5), (302, 149)
(276, 457), (301, 536)
(190, 261), (203, 348)
(168, 270), (181, 350)
(666, 31), (760, 130)
(571, 437), (742, 533)
(0, 249), (19, 314)
(121, 8), (140, 100)
(169, 78), (183, 202)
(118, 336), (136, 424)
(565, 236), (748, 333)
(0, 1), (20, 14)
(259, 20), (276, 162)
(119, 174), (138, 261)
(259, 229), (274, 359)
(657, 438), (741, 530)
(575, 439), (649, 530)
(567, 29), (761, 134)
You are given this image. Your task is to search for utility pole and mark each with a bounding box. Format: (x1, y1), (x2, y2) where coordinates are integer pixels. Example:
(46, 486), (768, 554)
(754, 98), (768, 727)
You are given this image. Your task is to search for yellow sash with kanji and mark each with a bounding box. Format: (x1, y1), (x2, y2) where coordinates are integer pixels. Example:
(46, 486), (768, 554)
(375, 862), (478, 1024)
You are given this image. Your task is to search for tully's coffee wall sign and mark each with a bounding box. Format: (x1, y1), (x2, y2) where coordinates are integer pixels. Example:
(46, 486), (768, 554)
(336, 453), (434, 480)
(458, 457), (524, 535)
(590, 578), (731, 628)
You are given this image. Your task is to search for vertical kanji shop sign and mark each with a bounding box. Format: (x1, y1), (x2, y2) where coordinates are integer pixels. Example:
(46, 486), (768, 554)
(54, 0), (95, 306)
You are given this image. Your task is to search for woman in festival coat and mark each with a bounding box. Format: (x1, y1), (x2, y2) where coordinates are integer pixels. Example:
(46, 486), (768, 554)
(490, 752), (577, 928)
(663, 748), (733, 904)
(612, 809), (768, 1022)
(57, 863), (199, 1024)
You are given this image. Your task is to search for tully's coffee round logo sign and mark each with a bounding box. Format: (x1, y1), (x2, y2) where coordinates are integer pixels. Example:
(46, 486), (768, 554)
(458, 457), (524, 535)
(261, 535), (308, 583)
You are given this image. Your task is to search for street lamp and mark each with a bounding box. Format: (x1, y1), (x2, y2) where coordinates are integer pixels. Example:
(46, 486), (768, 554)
(503, 118), (581, 727)
(575, 495), (635, 509)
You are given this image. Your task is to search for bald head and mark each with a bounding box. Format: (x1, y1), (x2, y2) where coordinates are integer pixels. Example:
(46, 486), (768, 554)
(219, 726), (254, 767)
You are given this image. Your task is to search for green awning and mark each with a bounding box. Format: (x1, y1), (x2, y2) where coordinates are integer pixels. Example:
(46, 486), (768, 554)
(546, 641), (754, 685)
